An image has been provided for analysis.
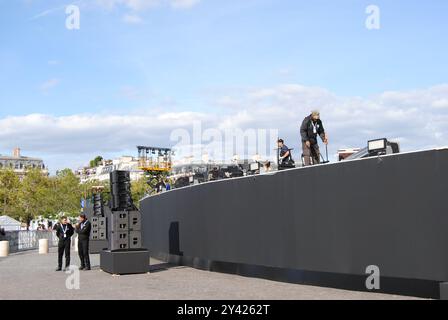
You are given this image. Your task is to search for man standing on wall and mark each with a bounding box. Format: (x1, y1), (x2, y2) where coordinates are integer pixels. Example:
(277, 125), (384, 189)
(54, 216), (74, 271)
(75, 214), (91, 271)
(300, 110), (328, 166)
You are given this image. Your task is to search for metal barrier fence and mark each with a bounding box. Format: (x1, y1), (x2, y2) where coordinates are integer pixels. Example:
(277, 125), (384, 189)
(1, 230), (59, 253)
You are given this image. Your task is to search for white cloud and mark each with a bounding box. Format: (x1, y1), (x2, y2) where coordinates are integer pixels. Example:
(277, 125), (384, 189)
(432, 99), (448, 109)
(95, 0), (200, 11)
(119, 85), (141, 99)
(39, 78), (61, 92)
(30, 1), (84, 20)
(170, 0), (201, 9)
(31, 0), (201, 26)
(123, 0), (160, 11)
(0, 111), (209, 154)
(122, 14), (144, 24)
(1, 83), (447, 171)
(30, 5), (65, 20)
(94, 0), (120, 10)
(276, 67), (294, 78)
(212, 84), (448, 152)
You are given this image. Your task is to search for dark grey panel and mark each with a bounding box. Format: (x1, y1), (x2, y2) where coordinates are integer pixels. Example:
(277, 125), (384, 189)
(100, 250), (149, 275)
(90, 240), (109, 254)
(141, 149), (448, 283)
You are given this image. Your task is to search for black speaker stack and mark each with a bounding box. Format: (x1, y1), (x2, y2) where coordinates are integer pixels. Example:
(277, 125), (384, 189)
(87, 192), (109, 253)
(91, 193), (106, 240)
(110, 171), (134, 211)
(93, 193), (104, 216)
(100, 170), (149, 275)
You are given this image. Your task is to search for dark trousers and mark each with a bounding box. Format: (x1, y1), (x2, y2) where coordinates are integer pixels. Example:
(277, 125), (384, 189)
(302, 142), (320, 166)
(78, 239), (90, 268)
(58, 239), (71, 268)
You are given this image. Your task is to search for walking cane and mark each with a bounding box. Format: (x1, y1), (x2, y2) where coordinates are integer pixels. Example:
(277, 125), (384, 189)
(320, 144), (330, 164)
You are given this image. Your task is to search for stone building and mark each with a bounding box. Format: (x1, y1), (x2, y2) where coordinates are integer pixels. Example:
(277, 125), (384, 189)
(76, 156), (144, 183)
(0, 148), (48, 177)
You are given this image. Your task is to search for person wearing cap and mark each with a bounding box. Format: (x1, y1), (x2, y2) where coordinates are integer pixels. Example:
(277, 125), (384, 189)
(300, 110), (328, 166)
(75, 214), (91, 271)
(54, 216), (74, 271)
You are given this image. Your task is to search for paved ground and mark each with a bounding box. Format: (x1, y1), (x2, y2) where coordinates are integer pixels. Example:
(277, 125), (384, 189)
(0, 248), (424, 300)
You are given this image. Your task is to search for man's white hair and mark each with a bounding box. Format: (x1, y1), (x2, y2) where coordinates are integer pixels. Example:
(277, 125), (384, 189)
(311, 110), (320, 116)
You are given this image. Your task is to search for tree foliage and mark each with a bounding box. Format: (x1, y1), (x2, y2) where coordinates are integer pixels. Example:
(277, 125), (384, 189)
(0, 168), (84, 228)
(89, 156), (103, 168)
(131, 177), (150, 208)
(0, 168), (156, 227)
(0, 169), (21, 219)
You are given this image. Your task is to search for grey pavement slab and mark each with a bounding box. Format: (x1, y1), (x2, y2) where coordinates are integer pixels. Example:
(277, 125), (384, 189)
(0, 248), (425, 300)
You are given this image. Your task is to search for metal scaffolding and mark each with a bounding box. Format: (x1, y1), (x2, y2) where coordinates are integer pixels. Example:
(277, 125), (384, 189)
(137, 146), (173, 173)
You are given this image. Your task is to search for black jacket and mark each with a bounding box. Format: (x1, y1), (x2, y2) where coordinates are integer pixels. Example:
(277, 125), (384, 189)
(300, 115), (325, 144)
(279, 145), (292, 162)
(75, 220), (91, 241)
(54, 223), (74, 242)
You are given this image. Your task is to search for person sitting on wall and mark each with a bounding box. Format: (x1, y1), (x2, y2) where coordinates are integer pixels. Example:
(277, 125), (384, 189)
(277, 139), (295, 169)
(300, 110), (328, 166)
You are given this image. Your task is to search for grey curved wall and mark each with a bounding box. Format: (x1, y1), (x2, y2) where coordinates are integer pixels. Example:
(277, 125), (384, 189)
(141, 148), (448, 288)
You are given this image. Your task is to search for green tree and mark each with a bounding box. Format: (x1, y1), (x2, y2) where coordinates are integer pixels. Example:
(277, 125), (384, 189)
(49, 169), (82, 217)
(1, 168), (90, 228)
(80, 179), (110, 205)
(0, 169), (21, 219)
(89, 156), (103, 168)
(131, 177), (150, 208)
(18, 168), (51, 229)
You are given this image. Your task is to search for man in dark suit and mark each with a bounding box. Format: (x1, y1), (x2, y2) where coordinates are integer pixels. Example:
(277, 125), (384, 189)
(75, 214), (91, 270)
(54, 216), (74, 271)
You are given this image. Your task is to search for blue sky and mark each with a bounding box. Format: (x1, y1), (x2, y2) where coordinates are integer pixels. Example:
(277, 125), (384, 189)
(1, 0), (448, 171)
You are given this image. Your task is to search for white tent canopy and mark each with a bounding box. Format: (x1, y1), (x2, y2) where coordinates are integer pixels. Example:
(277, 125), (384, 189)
(0, 215), (22, 231)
